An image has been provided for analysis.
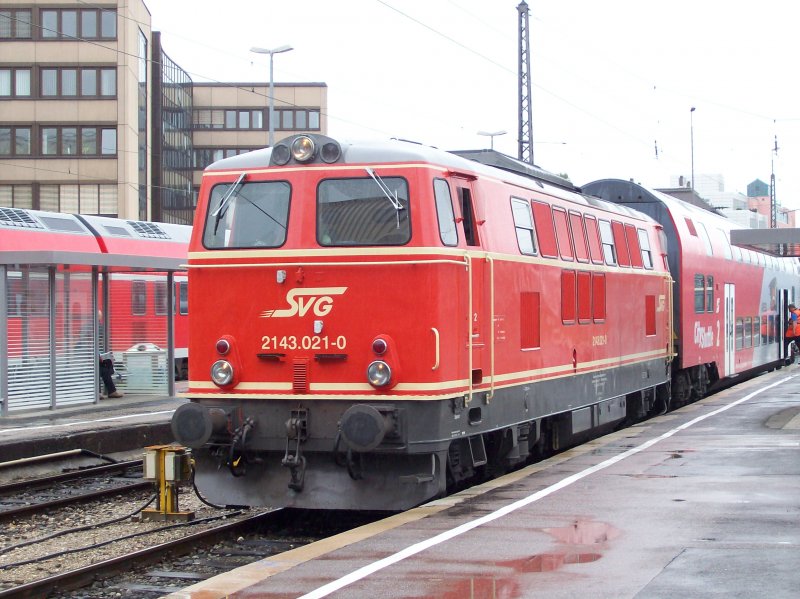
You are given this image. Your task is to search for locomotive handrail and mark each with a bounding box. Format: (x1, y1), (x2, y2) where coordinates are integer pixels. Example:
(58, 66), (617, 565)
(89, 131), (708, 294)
(185, 258), (469, 269)
(488, 254), (495, 402)
(431, 328), (440, 371)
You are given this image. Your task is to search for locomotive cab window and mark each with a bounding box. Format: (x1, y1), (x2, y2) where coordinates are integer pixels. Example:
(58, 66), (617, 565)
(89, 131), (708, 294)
(203, 180), (290, 249)
(318, 176), (410, 246)
(433, 179), (458, 246)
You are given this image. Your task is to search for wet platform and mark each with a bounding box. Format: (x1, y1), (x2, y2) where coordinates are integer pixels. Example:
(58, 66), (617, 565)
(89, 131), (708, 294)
(163, 369), (800, 599)
(0, 388), (186, 465)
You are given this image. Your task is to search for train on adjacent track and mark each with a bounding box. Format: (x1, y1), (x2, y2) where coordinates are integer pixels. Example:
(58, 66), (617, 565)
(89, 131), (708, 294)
(171, 134), (800, 511)
(2, 208), (191, 383)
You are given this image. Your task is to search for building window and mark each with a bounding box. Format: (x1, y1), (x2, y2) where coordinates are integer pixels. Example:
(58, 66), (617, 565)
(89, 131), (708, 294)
(0, 68), (31, 97)
(37, 67), (115, 98)
(0, 184), (33, 208)
(0, 9), (33, 39)
(36, 126), (115, 157)
(38, 8), (116, 40)
(38, 184), (117, 214)
(272, 108), (321, 131)
(0, 126), (31, 156)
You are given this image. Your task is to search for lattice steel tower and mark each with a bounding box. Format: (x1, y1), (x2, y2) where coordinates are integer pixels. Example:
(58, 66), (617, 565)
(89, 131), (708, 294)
(517, 1), (533, 164)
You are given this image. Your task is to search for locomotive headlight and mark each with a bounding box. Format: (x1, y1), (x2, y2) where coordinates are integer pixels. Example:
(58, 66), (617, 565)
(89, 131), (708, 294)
(271, 143), (291, 166)
(210, 360), (234, 386)
(367, 360), (392, 387)
(291, 136), (316, 162)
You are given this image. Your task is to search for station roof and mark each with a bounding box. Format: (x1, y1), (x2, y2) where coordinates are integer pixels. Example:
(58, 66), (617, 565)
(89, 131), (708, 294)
(730, 228), (800, 258)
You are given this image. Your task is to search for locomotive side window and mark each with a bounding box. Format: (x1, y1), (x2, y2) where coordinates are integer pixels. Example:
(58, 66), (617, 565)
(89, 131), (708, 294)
(611, 221), (630, 266)
(625, 224), (643, 268)
(132, 280), (146, 316)
(645, 295), (656, 336)
(203, 180), (290, 249)
(584, 215), (603, 265)
(637, 229), (653, 269)
(531, 201), (558, 258)
(433, 179), (458, 246)
(510, 197), (536, 255)
(569, 211), (589, 263)
(598, 220), (617, 265)
(520, 291), (540, 349)
(457, 187), (478, 246)
(592, 273), (606, 321)
(318, 177), (410, 246)
(577, 271), (592, 323)
(561, 270), (576, 324)
(552, 208), (574, 261)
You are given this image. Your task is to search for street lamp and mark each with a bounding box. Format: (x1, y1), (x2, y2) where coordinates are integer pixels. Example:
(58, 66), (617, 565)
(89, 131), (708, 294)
(478, 130), (507, 150)
(690, 107), (696, 191)
(250, 44), (293, 147)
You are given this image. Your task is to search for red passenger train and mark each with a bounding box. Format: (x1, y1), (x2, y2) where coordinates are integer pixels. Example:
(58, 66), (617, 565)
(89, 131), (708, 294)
(2, 208), (191, 409)
(172, 134), (682, 510)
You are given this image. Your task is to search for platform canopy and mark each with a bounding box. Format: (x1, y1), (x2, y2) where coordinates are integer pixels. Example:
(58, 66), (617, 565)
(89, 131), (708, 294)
(730, 228), (800, 258)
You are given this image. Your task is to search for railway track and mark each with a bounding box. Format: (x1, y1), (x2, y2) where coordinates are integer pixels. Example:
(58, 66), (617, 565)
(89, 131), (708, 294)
(0, 458), (147, 522)
(0, 508), (382, 598)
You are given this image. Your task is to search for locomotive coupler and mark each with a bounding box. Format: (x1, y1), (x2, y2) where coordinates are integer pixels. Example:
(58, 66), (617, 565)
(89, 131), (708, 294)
(282, 409), (308, 492)
(227, 417), (255, 478)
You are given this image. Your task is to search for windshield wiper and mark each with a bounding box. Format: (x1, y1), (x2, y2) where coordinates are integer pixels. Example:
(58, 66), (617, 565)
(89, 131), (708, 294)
(365, 167), (405, 228)
(212, 172), (246, 234)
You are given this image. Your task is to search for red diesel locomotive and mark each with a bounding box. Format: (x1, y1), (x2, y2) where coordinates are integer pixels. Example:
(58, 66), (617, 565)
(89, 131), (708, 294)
(172, 134), (676, 510)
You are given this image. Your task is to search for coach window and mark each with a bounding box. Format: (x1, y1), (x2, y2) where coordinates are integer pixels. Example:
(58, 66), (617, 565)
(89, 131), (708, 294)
(638, 229), (653, 269)
(697, 222), (713, 256)
(553, 208), (574, 260)
(694, 274), (705, 313)
(753, 315), (761, 347)
(434, 179), (458, 246)
(584, 215), (603, 264)
(511, 197), (536, 255)
(598, 220), (617, 265)
(154, 281), (168, 316)
(204, 180), (291, 249)
(531, 201), (558, 258)
(569, 211), (589, 263)
(705, 275), (714, 313)
(178, 281), (189, 315)
(132, 280), (147, 316)
(318, 177), (410, 246)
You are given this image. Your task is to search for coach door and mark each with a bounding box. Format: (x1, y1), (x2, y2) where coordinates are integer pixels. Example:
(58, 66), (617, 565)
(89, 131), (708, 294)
(724, 283), (735, 375)
(455, 181), (488, 398)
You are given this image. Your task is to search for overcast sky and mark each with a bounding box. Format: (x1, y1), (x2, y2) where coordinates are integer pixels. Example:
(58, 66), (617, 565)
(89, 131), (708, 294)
(149, 0), (800, 208)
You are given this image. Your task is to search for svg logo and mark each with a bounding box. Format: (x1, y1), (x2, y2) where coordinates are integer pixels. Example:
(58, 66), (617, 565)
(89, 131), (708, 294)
(261, 287), (348, 318)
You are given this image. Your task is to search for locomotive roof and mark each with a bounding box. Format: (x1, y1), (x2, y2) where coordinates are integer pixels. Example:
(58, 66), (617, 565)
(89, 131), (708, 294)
(207, 138), (653, 223)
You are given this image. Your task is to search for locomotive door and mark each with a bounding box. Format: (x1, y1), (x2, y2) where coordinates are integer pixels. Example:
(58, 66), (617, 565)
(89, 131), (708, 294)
(455, 182), (487, 394)
(724, 283), (735, 375)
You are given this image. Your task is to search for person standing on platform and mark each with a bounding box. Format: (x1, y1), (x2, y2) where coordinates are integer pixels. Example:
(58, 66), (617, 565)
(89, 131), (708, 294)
(785, 304), (800, 362)
(99, 351), (124, 399)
